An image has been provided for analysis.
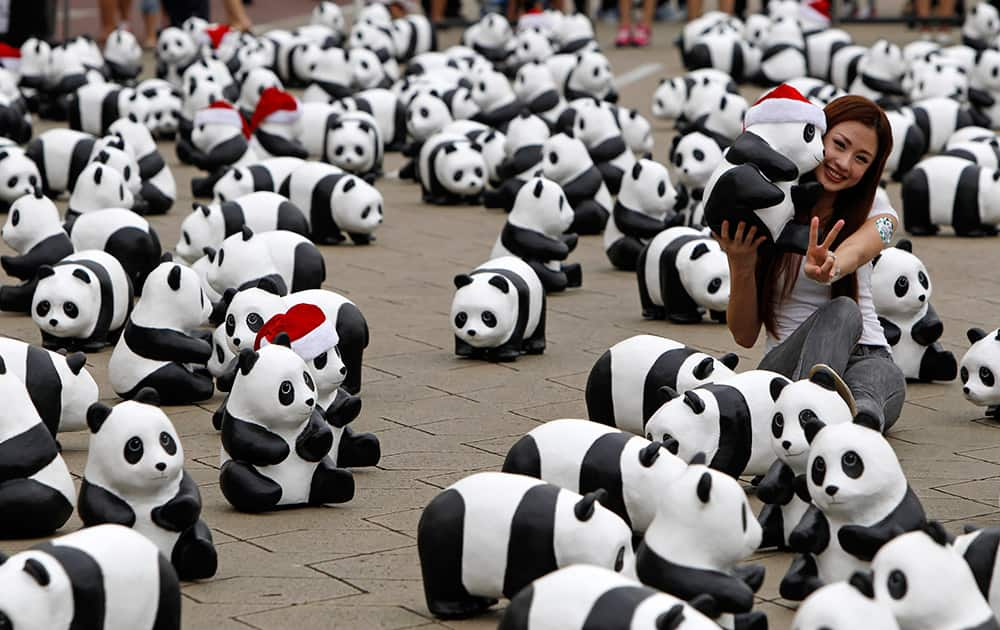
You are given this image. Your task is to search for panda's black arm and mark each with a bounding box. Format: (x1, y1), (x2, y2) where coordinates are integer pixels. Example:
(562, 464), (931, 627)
(755, 460), (796, 506)
(911, 303), (944, 345)
(296, 409), (334, 462)
(613, 204), (669, 239)
(878, 316), (902, 346)
(78, 479), (136, 527)
(203, 137), (250, 169)
(123, 324), (213, 364)
(838, 487), (926, 561)
(793, 474), (811, 502)
(787, 505), (830, 554)
(0, 424), (59, 482)
(500, 224), (570, 261)
(222, 416), (290, 466)
(254, 130), (309, 160)
(151, 470), (202, 531)
(704, 166), (785, 223)
(323, 390), (362, 428)
(1, 235), (73, 280)
(724, 132), (801, 182)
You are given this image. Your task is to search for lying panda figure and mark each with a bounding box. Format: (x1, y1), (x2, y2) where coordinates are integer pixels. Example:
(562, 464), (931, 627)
(901, 154), (1000, 236)
(279, 161), (384, 245)
(637, 226), (729, 324)
(212, 157), (305, 203)
(205, 227), (325, 296)
(25, 128), (96, 198)
(417, 132), (486, 205)
(604, 160), (678, 271)
(0, 192), (74, 313)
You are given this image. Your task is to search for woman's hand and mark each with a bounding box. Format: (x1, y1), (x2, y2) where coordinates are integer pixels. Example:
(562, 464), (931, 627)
(804, 216), (845, 284)
(713, 221), (767, 264)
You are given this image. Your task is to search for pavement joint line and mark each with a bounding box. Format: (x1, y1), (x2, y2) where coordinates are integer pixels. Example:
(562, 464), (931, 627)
(613, 61), (665, 87)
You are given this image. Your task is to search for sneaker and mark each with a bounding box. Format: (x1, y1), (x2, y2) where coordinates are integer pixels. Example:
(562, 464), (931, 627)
(615, 25), (632, 47)
(632, 24), (651, 46)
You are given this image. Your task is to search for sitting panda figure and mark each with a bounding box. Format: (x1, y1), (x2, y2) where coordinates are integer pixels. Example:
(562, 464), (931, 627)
(0, 148), (42, 212)
(279, 161), (383, 245)
(400, 92), (452, 165)
(68, 83), (151, 137)
(462, 13), (513, 65)
(0, 524), (181, 629)
(155, 27), (198, 88)
(80, 390), (218, 580)
(483, 113), (550, 211)
(109, 117), (177, 214)
(513, 61), (566, 129)
(324, 110), (384, 183)
(756, 16), (808, 86)
(613, 106), (654, 159)
(65, 163), (135, 224)
(108, 261), (213, 404)
(218, 338), (356, 512)
(450, 256), (546, 362)
(32, 249), (133, 353)
(67, 208), (162, 293)
(960, 327), (1000, 418)
(187, 101), (259, 199)
(792, 582), (901, 630)
(491, 177), (581, 293)
(236, 67), (283, 119)
(417, 132), (486, 205)
(212, 157), (305, 202)
(205, 227), (325, 296)
(849, 40), (907, 105)
(391, 15), (436, 63)
(470, 70), (522, 133)
(637, 226), (729, 323)
(962, 2), (1000, 50)
(555, 51), (617, 102)
(901, 155), (1000, 236)
(669, 130), (724, 223)
(571, 102), (635, 195)
(0, 192), (74, 313)
(636, 454), (767, 630)
(542, 133), (612, 236)
(871, 239), (957, 382)
(757, 366), (856, 551)
(604, 160), (678, 271)
(247, 87), (309, 160)
(25, 128), (96, 199)
(779, 418), (927, 602)
(417, 471), (635, 619)
(703, 83), (827, 254)
(331, 88), (406, 151)
(104, 28), (143, 83)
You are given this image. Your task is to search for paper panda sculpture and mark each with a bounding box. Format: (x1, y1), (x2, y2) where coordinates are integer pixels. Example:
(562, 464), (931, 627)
(206, 227), (325, 296)
(962, 2), (1000, 50)
(323, 110), (384, 182)
(64, 163), (136, 226)
(636, 454), (767, 630)
(491, 178), (581, 293)
(908, 97), (982, 154)
(218, 339), (355, 512)
(871, 240), (957, 382)
(669, 130), (724, 211)
(513, 62), (566, 128)
(585, 334), (739, 436)
(953, 525), (1000, 621)
(108, 117), (177, 214)
(25, 129), (96, 198)
(703, 84), (827, 254)
(212, 157), (305, 202)
(603, 161), (678, 271)
(80, 391), (217, 580)
(961, 328), (1000, 418)
(0, 192), (74, 313)
(884, 110), (927, 182)
(247, 87), (309, 160)
(758, 366), (856, 551)
(0, 354), (76, 536)
(68, 84), (151, 137)
(483, 113), (550, 211)
(90, 142), (143, 205)
(470, 70), (522, 133)
(156, 26), (198, 87)
(67, 208), (162, 293)
(779, 418), (927, 601)
(541, 133), (613, 237)
(32, 249), (133, 353)
(0, 524), (181, 629)
(187, 101), (258, 199)
(417, 132), (486, 205)
(417, 471), (635, 619)
(0, 148), (42, 212)
(108, 261), (213, 404)
(450, 256), (546, 362)
(901, 155), (1000, 236)
(499, 564), (719, 630)
(503, 419), (686, 536)
(792, 582), (901, 630)
(278, 161), (383, 245)
(571, 102), (635, 195)
(637, 226), (729, 323)
(332, 88), (407, 152)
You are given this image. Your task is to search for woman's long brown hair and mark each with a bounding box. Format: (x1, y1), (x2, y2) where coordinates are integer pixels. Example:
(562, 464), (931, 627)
(756, 95), (893, 338)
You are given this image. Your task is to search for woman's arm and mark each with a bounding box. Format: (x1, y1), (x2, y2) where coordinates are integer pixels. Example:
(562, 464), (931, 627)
(714, 221), (766, 348)
(804, 214), (896, 283)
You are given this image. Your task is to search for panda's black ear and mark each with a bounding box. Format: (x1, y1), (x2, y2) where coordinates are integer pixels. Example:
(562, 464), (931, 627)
(0, 356), (6, 374)
(849, 571), (875, 598)
(453, 274), (473, 289)
(342, 178), (356, 193)
(573, 489), (606, 521)
(72, 269), (92, 284)
(689, 451), (707, 466)
(769, 377), (788, 401)
(443, 144), (457, 154)
(654, 604), (685, 630)
(273, 332), (292, 348)
(638, 441), (661, 468)
(488, 275), (510, 294)
(196, 203), (211, 217)
(36, 265), (55, 280)
(632, 162), (642, 180)
(696, 471), (712, 503)
(95, 150), (109, 164)
(802, 416), (826, 444)
(718, 352), (739, 369)
(923, 521), (952, 546)
(257, 276), (283, 295)
(238, 348), (259, 375)
(533, 179), (544, 198)
(133, 387), (161, 406)
(86, 402), (112, 433)
(895, 238), (912, 252)
(689, 243), (710, 260)
(33, 187), (44, 199)
(22, 558), (50, 587)
(691, 357), (715, 380)
(94, 166), (103, 185)
(996, 330), (1000, 342)
(160, 252), (173, 263)
(167, 265), (182, 291)
(967, 327), (988, 343)
(687, 594), (719, 619)
(662, 436), (679, 455)
(65, 352), (86, 375)
(657, 385), (679, 405)
(241, 226), (253, 241)
(682, 390), (705, 414)
(0, 151), (8, 161)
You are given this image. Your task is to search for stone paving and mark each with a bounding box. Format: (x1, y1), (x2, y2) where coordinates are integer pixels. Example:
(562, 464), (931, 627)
(1, 13), (999, 630)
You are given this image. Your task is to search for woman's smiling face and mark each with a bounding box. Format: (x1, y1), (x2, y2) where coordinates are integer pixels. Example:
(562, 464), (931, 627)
(815, 120), (879, 192)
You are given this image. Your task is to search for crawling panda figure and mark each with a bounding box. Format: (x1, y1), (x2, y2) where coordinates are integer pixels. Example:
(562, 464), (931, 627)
(871, 239), (957, 382)
(0, 192), (74, 313)
(108, 117), (177, 214)
(960, 328), (1000, 418)
(791, 582), (901, 630)
(503, 419), (686, 536)
(417, 471), (635, 619)
(65, 163), (136, 225)
(278, 162), (383, 245)
(669, 130), (724, 223)
(901, 155), (1000, 236)
(884, 110), (927, 182)
(247, 87), (309, 161)
(219, 339), (356, 512)
(32, 249), (133, 353)
(80, 391), (218, 580)
(499, 564), (719, 630)
(491, 177), (581, 293)
(25, 128), (96, 198)
(604, 160), (678, 271)
(205, 227), (325, 296)
(109, 261), (213, 404)
(636, 454), (767, 630)
(541, 133), (613, 236)
(585, 334), (739, 436)
(0, 148), (42, 212)
(68, 83), (150, 137)
(908, 97), (982, 154)
(212, 157), (305, 202)
(67, 208), (162, 293)
(104, 28), (143, 83)
(779, 417), (927, 601)
(637, 226), (729, 323)
(391, 15), (436, 62)
(0, 524), (181, 629)
(323, 111), (384, 182)
(417, 132), (486, 205)
(450, 256), (546, 362)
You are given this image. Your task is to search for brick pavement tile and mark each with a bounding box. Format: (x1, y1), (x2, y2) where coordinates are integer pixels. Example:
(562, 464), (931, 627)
(238, 603), (431, 630)
(313, 547), (424, 581)
(177, 600), (281, 630)
(209, 541), (328, 579)
(417, 414), (542, 437)
(251, 527), (415, 555)
(377, 450), (505, 472)
(364, 508), (424, 535)
(183, 575), (361, 606)
(508, 399), (589, 422)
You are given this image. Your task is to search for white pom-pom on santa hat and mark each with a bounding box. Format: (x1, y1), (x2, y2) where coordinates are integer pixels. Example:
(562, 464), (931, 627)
(0, 43), (20, 71)
(194, 100), (251, 137)
(255, 303), (340, 361)
(743, 83), (827, 133)
(249, 87), (301, 134)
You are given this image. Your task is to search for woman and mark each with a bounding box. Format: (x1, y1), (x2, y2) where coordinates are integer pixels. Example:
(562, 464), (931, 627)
(716, 95), (906, 432)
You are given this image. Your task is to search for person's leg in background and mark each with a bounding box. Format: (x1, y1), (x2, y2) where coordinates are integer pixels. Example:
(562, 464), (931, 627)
(757, 297), (864, 382)
(616, 0), (633, 45)
(99, 0), (119, 43)
(843, 347), (907, 433)
(223, 0), (253, 30)
(141, 0), (161, 48)
(686, 0), (701, 20)
(630, 0), (655, 45)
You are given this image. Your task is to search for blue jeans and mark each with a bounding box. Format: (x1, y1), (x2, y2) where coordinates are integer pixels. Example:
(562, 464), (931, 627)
(758, 296), (906, 432)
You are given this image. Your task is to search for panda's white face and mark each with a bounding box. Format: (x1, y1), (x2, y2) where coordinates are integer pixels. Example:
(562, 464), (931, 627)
(406, 93), (451, 140)
(312, 1), (344, 32)
(450, 274), (517, 348)
(968, 2), (1000, 38)
(140, 262), (211, 330)
(472, 129), (505, 184)
(960, 330), (1000, 407)
(239, 68), (282, 112)
(0, 151), (40, 203)
(208, 231), (282, 295)
(231, 344), (317, 428)
(471, 71), (514, 109)
(213, 167), (253, 203)
(908, 60), (968, 101)
(512, 31), (553, 65)
(644, 389), (721, 461)
(207, 324), (234, 378)
(33, 266), (99, 339)
(157, 28), (197, 66)
(358, 2), (391, 27)
(333, 176), (383, 234)
(184, 77), (224, 119)
(616, 108), (653, 157)
(771, 377), (854, 472)
(573, 53), (613, 95)
(671, 132), (723, 188)
(349, 48), (386, 90)
(514, 63), (555, 102)
(572, 103), (619, 147)
(19, 38), (52, 80)
(326, 123), (377, 173)
(437, 143), (486, 196)
(90, 146), (141, 195)
(109, 118), (156, 159)
(177, 204), (220, 263)
(677, 239), (729, 312)
(871, 246), (931, 318)
(87, 401), (184, 495)
(448, 86), (481, 121)
(307, 345), (347, 404)
(555, 490), (636, 580)
(973, 49), (1000, 91)
(144, 91), (182, 136)
(224, 288), (285, 352)
(621, 160), (677, 218)
(291, 42), (324, 83)
(69, 163), (134, 212)
(2, 193), (60, 252)
(505, 113), (550, 154)
(192, 120), (243, 155)
(865, 40), (905, 81)
(104, 28), (142, 68)
(749, 119), (825, 176)
(0, 551), (68, 629)
(791, 582), (901, 630)
(541, 134), (587, 183)
(511, 177), (573, 236)
(652, 78), (687, 120)
(704, 92), (748, 142)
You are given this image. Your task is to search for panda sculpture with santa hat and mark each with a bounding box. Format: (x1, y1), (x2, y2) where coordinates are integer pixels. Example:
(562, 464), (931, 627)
(248, 87), (309, 160)
(185, 101), (258, 198)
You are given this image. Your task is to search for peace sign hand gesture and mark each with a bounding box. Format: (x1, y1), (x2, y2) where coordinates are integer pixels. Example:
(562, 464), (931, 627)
(804, 216), (845, 284)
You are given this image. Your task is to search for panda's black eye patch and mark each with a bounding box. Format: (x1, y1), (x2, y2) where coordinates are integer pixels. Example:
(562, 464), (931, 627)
(303, 371), (314, 390)
(674, 154), (683, 167)
(481, 311), (497, 327)
(361, 206), (371, 219)
(841, 450), (864, 478)
(183, 231), (191, 245)
(247, 313), (263, 332)
(279, 380), (294, 406)
(741, 503), (747, 532)
(10, 210), (18, 226)
(811, 455), (826, 486)
(314, 352), (327, 369)
(803, 123), (815, 142)
(218, 249), (224, 266)
(799, 409), (817, 426)
(961, 366), (969, 383)
(226, 314), (236, 336)
(355, 146), (364, 156)
(887, 569), (907, 600)
(549, 151), (558, 164)
(614, 546), (625, 572)
(917, 271), (928, 289)
(160, 431), (177, 455)
(36, 300), (50, 317)
(124, 436), (144, 464)
(454, 312), (467, 328)
(982, 367), (995, 387)
(419, 107), (429, 117)
(63, 303), (79, 318)
(474, 167), (483, 178)
(452, 170), (463, 182)
(708, 278), (722, 294)
(6, 176), (15, 188)
(657, 181), (666, 197)
(335, 146), (345, 156)
(693, 149), (705, 161)
(894, 276), (909, 297)
(771, 412), (784, 438)
(215, 343), (225, 364)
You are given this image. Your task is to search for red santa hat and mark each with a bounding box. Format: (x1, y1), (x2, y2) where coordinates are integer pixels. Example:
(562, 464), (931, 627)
(743, 83), (827, 133)
(0, 43), (20, 71)
(194, 100), (251, 138)
(800, 0), (831, 26)
(204, 24), (232, 49)
(254, 303), (339, 361)
(249, 87), (301, 135)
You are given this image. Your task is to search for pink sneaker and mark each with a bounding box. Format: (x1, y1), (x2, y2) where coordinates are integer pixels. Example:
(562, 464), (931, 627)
(632, 24), (651, 47)
(615, 25), (632, 47)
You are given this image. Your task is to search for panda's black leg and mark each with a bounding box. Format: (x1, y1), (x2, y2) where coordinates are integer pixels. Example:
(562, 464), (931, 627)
(918, 344), (958, 382)
(523, 296), (547, 355)
(0, 279), (38, 313)
(562, 263), (582, 288)
(347, 232), (373, 245)
(335, 303), (368, 395)
(454, 336), (475, 357)
(635, 247), (665, 319)
(606, 237), (644, 272)
(757, 503), (787, 551)
(779, 554), (823, 601)
(308, 458), (355, 505)
(485, 343), (522, 362)
(128, 364), (215, 405)
(219, 461), (283, 513)
(0, 479), (73, 537)
(733, 611), (768, 630)
(568, 202), (609, 236)
(172, 520), (218, 580)
(336, 426), (382, 468)
(709, 309), (728, 324)
(987, 405), (1000, 419)
(905, 223), (939, 236)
